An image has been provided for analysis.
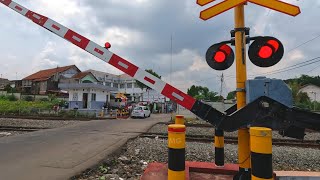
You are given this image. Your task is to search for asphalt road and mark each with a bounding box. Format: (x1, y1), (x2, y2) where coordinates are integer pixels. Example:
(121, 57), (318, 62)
(0, 114), (170, 180)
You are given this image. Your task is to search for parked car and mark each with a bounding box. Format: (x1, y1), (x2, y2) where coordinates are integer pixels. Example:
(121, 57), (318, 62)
(131, 106), (151, 118)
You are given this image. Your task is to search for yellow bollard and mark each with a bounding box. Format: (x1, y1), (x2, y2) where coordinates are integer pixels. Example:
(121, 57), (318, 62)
(250, 127), (273, 180)
(214, 128), (224, 166)
(175, 115), (185, 125)
(168, 124), (186, 180)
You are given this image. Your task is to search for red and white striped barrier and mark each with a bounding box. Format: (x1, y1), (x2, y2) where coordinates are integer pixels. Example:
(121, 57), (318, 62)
(0, 0), (226, 128)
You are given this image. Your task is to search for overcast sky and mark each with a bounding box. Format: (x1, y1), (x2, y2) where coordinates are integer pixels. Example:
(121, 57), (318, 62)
(0, 0), (319, 96)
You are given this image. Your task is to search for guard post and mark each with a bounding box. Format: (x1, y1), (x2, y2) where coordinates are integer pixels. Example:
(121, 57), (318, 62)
(175, 115), (185, 125)
(168, 124), (186, 180)
(250, 127), (273, 180)
(214, 128), (224, 166)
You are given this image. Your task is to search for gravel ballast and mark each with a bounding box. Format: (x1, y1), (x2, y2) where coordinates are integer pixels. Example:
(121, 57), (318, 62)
(76, 137), (320, 180)
(0, 118), (83, 129)
(148, 124), (320, 141)
(0, 118), (84, 138)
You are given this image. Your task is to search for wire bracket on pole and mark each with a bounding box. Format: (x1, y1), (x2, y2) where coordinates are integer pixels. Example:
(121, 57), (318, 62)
(236, 88), (246, 92)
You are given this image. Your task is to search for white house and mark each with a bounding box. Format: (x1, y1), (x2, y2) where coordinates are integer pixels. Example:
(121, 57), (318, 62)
(86, 70), (144, 102)
(59, 72), (117, 109)
(299, 84), (320, 102)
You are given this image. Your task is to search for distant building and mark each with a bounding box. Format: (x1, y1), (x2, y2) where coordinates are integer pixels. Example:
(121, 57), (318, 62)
(59, 71), (117, 109)
(142, 89), (166, 103)
(299, 84), (320, 102)
(86, 70), (144, 102)
(0, 78), (10, 90)
(22, 65), (80, 94)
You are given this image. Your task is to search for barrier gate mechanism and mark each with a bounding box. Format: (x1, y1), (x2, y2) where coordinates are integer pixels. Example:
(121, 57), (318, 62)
(1, 0), (319, 139)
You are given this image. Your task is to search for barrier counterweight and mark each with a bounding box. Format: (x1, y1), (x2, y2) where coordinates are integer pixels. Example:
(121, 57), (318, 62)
(168, 124), (186, 180)
(250, 127), (273, 180)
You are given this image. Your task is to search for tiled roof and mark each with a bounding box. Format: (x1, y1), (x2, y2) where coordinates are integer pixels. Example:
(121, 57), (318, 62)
(23, 65), (78, 81)
(72, 72), (91, 79)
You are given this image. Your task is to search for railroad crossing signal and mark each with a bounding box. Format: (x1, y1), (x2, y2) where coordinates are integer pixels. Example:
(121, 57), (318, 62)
(199, 0), (300, 20)
(206, 43), (234, 70)
(248, 36), (284, 67)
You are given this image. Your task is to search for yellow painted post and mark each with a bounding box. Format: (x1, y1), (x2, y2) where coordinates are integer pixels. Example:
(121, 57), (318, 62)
(168, 124), (186, 180)
(234, 4), (251, 179)
(214, 128), (224, 166)
(175, 115), (185, 125)
(250, 127), (273, 180)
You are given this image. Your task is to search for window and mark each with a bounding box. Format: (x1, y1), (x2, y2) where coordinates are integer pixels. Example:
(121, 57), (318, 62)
(113, 83), (119, 88)
(91, 93), (96, 101)
(120, 84), (125, 89)
(72, 93), (78, 101)
(134, 83), (140, 88)
(105, 82), (111, 87)
(127, 83), (132, 88)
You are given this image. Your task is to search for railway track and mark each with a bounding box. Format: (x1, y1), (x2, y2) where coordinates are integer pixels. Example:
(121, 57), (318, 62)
(0, 126), (48, 132)
(140, 132), (320, 149)
(156, 122), (319, 133)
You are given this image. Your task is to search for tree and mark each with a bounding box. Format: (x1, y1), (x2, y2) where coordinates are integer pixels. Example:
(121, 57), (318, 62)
(187, 85), (220, 102)
(226, 91), (236, 100)
(288, 81), (311, 109)
(136, 69), (161, 91)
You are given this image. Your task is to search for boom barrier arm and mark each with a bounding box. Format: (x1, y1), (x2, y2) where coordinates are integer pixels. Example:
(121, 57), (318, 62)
(0, 0), (225, 127)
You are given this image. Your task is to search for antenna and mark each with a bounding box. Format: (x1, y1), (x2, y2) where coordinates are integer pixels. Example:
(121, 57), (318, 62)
(170, 34), (173, 84)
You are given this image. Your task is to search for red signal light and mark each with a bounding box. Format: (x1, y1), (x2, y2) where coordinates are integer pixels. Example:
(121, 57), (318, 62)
(258, 46), (273, 59)
(206, 43), (234, 70)
(248, 36), (284, 67)
(214, 51), (226, 63)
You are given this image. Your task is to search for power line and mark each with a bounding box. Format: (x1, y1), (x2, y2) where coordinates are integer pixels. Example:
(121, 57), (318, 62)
(286, 34), (320, 54)
(255, 56), (320, 76)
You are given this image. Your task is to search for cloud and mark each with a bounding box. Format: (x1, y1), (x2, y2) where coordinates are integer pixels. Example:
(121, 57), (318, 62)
(0, 0), (319, 95)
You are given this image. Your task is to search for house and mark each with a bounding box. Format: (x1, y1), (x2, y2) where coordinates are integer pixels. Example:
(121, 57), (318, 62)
(86, 70), (144, 102)
(299, 84), (320, 102)
(58, 71), (118, 109)
(22, 65), (80, 94)
(0, 78), (10, 90)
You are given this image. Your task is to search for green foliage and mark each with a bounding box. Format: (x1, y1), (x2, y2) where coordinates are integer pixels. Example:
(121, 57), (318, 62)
(226, 91), (236, 100)
(7, 95), (17, 101)
(39, 98), (49, 102)
(0, 100), (53, 115)
(285, 75), (320, 87)
(136, 69), (161, 90)
(24, 95), (34, 102)
(287, 81), (314, 110)
(187, 85), (220, 101)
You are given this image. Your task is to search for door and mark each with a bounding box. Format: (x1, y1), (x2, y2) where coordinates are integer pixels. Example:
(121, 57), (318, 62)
(83, 93), (88, 109)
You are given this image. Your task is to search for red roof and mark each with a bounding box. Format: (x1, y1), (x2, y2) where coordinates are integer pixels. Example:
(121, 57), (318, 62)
(23, 65), (78, 81)
(72, 72), (91, 79)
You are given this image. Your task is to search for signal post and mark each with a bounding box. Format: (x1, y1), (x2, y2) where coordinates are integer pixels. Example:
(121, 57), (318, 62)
(234, 4), (251, 178)
(198, 0), (300, 179)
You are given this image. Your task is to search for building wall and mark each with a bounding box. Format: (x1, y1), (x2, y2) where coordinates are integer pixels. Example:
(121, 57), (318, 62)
(60, 67), (80, 79)
(299, 85), (320, 102)
(68, 88), (110, 109)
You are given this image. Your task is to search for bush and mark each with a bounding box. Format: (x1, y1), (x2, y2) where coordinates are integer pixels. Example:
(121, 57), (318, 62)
(24, 96), (34, 102)
(39, 98), (49, 102)
(0, 95), (8, 100)
(7, 95), (17, 101)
